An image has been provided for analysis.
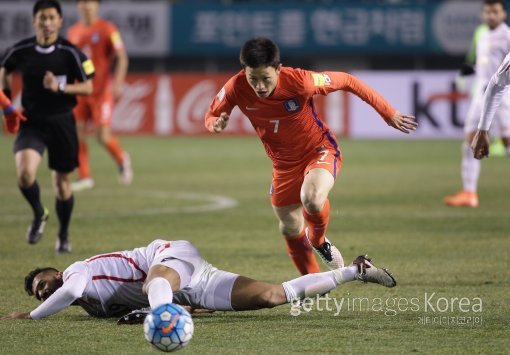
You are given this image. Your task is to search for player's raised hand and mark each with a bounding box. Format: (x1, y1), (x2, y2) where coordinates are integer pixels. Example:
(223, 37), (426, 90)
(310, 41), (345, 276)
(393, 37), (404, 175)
(387, 111), (417, 134)
(471, 129), (490, 160)
(43, 71), (58, 92)
(212, 112), (230, 133)
(3, 105), (27, 134)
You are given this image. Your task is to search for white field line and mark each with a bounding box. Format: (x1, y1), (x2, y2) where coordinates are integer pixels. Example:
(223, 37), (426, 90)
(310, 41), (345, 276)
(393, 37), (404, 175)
(0, 190), (238, 221)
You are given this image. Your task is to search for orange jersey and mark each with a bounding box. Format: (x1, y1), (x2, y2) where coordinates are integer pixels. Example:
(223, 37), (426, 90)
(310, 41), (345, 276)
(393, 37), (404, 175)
(205, 67), (396, 167)
(67, 19), (124, 97)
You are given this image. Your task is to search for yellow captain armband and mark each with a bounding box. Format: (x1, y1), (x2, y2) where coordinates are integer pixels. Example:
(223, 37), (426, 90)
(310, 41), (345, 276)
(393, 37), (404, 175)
(311, 73), (331, 87)
(82, 59), (95, 76)
(111, 31), (124, 49)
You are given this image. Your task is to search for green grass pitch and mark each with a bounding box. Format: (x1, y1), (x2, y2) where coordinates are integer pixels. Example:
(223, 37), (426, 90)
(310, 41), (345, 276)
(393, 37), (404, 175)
(0, 136), (509, 354)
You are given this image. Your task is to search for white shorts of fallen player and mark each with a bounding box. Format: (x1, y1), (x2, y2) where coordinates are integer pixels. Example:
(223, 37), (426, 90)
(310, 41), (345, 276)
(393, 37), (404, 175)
(150, 240), (239, 311)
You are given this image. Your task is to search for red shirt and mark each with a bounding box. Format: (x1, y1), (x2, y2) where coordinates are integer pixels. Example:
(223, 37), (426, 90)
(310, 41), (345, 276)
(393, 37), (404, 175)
(205, 67), (396, 167)
(68, 19), (124, 97)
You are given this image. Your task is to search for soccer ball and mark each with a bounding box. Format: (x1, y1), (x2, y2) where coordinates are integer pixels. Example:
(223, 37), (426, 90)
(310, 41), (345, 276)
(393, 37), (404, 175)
(144, 303), (194, 352)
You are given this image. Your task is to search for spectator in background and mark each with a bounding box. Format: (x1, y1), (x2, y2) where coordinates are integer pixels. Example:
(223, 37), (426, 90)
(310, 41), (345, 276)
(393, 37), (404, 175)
(68, 0), (132, 191)
(0, 0), (94, 252)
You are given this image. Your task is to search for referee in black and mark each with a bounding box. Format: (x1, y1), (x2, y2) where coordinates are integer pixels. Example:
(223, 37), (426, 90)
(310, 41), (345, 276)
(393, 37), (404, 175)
(0, 0), (94, 253)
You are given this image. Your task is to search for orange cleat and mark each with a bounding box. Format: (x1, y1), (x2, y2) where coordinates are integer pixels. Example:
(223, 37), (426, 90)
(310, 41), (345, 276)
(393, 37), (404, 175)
(443, 191), (479, 208)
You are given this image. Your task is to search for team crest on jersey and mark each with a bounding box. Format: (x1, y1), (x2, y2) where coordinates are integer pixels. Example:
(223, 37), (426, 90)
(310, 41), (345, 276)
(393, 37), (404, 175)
(284, 99), (300, 112)
(91, 32), (100, 44)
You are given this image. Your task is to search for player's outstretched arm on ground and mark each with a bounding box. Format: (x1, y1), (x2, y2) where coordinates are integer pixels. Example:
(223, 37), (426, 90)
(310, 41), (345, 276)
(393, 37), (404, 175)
(0, 311), (32, 320)
(471, 129), (490, 160)
(1, 270), (87, 321)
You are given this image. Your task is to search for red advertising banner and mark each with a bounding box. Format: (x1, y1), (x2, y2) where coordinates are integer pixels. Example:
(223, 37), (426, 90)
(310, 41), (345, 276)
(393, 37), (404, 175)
(5, 73), (349, 136)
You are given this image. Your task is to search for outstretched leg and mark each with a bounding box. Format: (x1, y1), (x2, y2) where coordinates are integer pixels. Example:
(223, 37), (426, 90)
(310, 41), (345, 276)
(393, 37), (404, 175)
(230, 260), (391, 311)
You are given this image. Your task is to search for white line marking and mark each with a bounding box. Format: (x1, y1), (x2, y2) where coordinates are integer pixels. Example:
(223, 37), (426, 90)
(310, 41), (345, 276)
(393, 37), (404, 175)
(0, 189), (238, 221)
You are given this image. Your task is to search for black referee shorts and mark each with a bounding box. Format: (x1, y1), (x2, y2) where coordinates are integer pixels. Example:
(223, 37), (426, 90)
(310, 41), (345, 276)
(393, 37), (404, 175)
(14, 112), (79, 173)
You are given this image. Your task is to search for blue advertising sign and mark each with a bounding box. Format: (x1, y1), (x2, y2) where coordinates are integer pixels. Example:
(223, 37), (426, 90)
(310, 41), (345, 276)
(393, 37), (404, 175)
(170, 1), (483, 56)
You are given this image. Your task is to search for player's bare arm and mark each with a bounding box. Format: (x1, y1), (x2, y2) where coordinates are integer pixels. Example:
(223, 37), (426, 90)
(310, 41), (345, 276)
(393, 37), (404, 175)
(386, 111), (418, 134)
(113, 47), (129, 100)
(212, 112), (230, 133)
(471, 129), (490, 160)
(43, 71), (93, 96)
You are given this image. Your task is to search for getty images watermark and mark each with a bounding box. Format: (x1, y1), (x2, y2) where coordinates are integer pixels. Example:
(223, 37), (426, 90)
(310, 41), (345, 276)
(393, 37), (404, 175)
(289, 293), (483, 326)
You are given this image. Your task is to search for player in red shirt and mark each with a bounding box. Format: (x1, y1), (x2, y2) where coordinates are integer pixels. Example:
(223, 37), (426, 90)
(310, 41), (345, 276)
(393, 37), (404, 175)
(67, 0), (131, 191)
(205, 38), (417, 275)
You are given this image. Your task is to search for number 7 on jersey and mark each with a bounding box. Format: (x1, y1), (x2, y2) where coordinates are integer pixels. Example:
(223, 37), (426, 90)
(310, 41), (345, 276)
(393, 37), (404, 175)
(270, 119), (280, 133)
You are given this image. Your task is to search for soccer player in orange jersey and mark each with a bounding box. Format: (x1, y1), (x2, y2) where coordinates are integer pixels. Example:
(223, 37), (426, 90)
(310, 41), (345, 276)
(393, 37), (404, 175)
(205, 38), (417, 275)
(67, 0), (132, 191)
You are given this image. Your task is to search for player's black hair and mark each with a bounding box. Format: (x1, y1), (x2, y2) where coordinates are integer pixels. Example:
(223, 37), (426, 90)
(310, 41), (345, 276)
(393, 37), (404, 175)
(240, 37), (281, 69)
(484, 0), (506, 10)
(33, 0), (63, 17)
(24, 267), (59, 297)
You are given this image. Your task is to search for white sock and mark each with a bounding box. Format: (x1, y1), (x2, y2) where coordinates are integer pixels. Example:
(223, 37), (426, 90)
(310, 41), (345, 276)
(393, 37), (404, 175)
(144, 277), (173, 309)
(282, 265), (358, 302)
(461, 142), (480, 192)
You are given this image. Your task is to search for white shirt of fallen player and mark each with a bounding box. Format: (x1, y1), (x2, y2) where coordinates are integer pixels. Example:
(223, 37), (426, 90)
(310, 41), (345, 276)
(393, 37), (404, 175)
(465, 23), (510, 135)
(478, 52), (510, 133)
(29, 240), (237, 320)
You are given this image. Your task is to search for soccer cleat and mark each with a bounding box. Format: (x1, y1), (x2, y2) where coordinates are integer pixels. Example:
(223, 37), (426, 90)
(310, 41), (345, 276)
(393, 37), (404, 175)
(306, 228), (344, 270)
(352, 255), (396, 288)
(71, 177), (95, 192)
(55, 239), (72, 254)
(443, 191), (479, 208)
(118, 152), (133, 185)
(117, 308), (150, 325)
(26, 208), (49, 245)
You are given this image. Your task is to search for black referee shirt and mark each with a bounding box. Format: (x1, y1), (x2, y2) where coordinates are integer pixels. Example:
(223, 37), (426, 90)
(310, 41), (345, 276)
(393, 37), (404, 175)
(1, 36), (94, 117)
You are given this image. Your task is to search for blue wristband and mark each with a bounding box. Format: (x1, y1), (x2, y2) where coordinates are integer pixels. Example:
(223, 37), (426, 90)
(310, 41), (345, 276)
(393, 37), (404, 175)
(3, 105), (15, 115)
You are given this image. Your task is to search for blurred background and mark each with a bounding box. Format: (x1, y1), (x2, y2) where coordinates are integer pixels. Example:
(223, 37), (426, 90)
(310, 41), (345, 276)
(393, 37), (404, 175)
(0, 0), (501, 138)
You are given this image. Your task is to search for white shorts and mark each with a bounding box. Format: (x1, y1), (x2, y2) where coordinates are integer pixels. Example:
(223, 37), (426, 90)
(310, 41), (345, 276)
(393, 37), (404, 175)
(150, 240), (239, 311)
(465, 90), (510, 136)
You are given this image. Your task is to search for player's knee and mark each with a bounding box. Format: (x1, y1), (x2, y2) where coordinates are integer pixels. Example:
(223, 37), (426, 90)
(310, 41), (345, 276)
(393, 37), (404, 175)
(279, 221), (301, 237)
(17, 170), (35, 188)
(301, 191), (324, 214)
(97, 128), (111, 144)
(53, 175), (72, 200)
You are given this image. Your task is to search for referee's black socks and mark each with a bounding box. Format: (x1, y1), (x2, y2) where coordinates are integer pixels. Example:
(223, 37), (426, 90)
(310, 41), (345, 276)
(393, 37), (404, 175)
(56, 195), (74, 241)
(19, 181), (44, 219)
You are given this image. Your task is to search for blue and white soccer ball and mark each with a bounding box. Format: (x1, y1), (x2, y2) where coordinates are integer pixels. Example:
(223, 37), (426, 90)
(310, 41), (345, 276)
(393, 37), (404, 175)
(144, 303), (194, 352)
